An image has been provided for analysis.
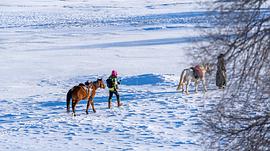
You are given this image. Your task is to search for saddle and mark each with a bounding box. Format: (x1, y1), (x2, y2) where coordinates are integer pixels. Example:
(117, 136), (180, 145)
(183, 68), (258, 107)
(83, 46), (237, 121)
(78, 83), (85, 87)
(71, 82), (91, 94)
(191, 65), (203, 79)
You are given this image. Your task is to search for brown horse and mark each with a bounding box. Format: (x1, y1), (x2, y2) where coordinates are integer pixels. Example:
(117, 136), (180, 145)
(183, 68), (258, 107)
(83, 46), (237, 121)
(66, 78), (105, 116)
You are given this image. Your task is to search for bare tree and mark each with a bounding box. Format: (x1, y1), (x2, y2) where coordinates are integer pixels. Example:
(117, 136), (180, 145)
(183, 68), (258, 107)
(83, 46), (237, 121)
(198, 0), (270, 150)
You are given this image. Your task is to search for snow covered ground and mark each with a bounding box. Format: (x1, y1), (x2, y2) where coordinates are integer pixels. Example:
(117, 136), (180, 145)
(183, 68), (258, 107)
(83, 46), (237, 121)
(0, 0), (216, 150)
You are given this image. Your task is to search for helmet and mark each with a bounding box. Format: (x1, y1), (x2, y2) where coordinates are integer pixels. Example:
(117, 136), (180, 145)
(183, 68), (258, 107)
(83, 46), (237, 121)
(111, 70), (118, 77)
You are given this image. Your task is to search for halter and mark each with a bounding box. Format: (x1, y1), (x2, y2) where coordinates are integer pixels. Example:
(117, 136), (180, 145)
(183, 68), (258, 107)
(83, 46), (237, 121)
(92, 79), (104, 89)
(92, 81), (99, 89)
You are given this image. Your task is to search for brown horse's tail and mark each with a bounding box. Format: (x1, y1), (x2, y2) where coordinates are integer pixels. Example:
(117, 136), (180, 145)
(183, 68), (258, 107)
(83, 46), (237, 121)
(66, 89), (72, 112)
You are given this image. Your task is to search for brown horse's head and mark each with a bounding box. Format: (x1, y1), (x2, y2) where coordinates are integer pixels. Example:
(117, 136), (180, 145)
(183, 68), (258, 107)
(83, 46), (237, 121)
(96, 78), (106, 89)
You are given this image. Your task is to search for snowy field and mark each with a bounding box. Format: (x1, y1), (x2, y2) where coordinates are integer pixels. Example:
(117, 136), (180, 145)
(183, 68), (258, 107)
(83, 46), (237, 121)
(0, 0), (217, 150)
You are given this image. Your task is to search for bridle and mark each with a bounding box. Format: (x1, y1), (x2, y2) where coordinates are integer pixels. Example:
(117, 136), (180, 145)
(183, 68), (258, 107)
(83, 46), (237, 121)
(92, 79), (104, 89)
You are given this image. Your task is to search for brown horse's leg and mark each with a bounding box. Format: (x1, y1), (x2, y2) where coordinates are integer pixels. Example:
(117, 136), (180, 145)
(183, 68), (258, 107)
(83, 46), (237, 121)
(72, 99), (78, 116)
(86, 98), (92, 114)
(90, 100), (96, 113)
(86, 97), (96, 114)
(88, 91), (96, 113)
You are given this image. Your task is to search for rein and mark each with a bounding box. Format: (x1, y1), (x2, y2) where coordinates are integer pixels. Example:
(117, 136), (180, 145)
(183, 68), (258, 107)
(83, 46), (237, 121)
(88, 80), (101, 100)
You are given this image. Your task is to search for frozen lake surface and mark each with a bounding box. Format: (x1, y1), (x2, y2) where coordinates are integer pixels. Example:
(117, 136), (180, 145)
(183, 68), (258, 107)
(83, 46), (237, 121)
(0, 0), (216, 150)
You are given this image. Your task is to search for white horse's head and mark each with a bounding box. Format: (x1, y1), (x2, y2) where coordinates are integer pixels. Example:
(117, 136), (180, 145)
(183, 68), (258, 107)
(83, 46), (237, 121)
(202, 63), (213, 74)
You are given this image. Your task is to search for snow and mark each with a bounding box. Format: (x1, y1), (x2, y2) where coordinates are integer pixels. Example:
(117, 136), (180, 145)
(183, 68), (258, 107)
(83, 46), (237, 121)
(0, 0), (214, 150)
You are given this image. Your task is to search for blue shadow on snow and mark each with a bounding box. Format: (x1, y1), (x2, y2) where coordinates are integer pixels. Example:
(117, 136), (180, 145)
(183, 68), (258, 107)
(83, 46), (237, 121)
(121, 74), (165, 86)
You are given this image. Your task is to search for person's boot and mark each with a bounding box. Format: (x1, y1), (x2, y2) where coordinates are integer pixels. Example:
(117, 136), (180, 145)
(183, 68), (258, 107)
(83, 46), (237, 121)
(117, 100), (122, 107)
(108, 100), (111, 109)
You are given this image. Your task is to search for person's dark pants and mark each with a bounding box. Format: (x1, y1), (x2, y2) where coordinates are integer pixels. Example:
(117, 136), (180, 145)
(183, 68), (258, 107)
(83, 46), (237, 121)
(108, 90), (120, 101)
(108, 90), (121, 108)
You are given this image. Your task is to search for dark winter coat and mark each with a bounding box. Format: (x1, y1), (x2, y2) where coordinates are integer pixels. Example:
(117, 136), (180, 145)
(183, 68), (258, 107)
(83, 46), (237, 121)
(216, 55), (227, 88)
(108, 75), (119, 91)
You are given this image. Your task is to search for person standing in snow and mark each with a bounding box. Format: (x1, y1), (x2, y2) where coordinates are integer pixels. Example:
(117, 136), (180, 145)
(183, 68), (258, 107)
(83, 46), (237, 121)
(107, 70), (122, 108)
(216, 53), (227, 89)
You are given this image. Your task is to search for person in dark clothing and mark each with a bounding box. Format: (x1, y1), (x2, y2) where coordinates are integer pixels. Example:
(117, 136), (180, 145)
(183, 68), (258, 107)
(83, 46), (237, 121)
(216, 53), (227, 89)
(107, 70), (122, 108)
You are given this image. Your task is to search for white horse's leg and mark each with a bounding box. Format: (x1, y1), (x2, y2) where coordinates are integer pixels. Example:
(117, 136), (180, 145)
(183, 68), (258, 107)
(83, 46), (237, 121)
(182, 82), (185, 93)
(202, 79), (207, 92)
(176, 80), (181, 90)
(195, 80), (198, 93)
(176, 72), (180, 90)
(186, 80), (190, 95)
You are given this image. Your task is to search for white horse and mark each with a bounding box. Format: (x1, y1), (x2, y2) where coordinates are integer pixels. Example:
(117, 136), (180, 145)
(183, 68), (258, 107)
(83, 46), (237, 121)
(176, 64), (210, 94)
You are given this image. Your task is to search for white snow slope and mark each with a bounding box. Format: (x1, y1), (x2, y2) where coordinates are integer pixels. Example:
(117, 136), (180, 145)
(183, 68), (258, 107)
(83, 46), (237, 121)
(0, 0), (215, 151)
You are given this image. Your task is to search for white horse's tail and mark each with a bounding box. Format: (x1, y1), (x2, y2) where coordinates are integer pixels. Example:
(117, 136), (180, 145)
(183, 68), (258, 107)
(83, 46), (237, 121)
(177, 69), (187, 90)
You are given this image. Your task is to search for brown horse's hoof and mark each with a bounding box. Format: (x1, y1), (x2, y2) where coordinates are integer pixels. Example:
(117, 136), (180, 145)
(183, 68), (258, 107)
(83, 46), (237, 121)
(93, 110), (96, 113)
(86, 111), (89, 115)
(72, 113), (76, 116)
